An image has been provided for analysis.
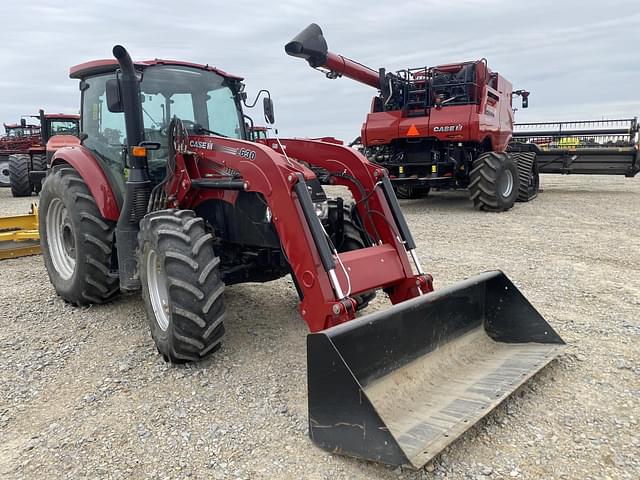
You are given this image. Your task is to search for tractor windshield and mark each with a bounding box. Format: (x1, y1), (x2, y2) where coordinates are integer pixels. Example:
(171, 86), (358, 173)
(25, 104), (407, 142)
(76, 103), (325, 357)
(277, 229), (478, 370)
(81, 65), (245, 193)
(47, 119), (79, 138)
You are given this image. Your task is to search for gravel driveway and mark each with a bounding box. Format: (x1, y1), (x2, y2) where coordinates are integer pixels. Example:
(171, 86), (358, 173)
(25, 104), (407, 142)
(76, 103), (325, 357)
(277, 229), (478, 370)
(0, 174), (638, 479)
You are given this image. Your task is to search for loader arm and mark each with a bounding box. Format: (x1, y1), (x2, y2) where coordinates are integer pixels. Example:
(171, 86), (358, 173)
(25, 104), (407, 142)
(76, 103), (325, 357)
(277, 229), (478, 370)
(167, 136), (432, 331)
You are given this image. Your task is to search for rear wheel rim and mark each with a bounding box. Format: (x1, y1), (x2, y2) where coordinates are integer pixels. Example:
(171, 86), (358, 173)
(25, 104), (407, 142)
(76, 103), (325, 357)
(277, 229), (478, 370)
(0, 161), (9, 185)
(500, 170), (514, 197)
(47, 198), (76, 280)
(145, 249), (171, 331)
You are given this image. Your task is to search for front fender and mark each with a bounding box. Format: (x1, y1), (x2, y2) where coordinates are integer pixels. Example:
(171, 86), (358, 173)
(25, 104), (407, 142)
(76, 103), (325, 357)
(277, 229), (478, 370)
(51, 145), (120, 221)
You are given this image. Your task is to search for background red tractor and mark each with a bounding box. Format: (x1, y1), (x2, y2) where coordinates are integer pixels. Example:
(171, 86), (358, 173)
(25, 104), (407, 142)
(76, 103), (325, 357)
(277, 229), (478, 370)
(286, 24), (534, 210)
(0, 119), (41, 188)
(0, 111), (79, 196)
(38, 45), (563, 469)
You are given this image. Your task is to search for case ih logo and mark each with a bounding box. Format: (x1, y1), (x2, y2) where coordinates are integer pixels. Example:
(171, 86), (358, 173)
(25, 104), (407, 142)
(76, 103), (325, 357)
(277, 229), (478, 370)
(190, 140), (215, 150)
(433, 124), (463, 133)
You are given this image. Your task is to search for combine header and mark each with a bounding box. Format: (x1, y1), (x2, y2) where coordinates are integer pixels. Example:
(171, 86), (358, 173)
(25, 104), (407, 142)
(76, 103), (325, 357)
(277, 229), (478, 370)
(38, 45), (564, 470)
(510, 117), (639, 177)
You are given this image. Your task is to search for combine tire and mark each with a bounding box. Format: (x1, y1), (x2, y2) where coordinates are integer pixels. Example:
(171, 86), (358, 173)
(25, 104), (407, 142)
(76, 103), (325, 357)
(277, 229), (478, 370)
(0, 158), (10, 187)
(326, 200), (376, 310)
(395, 185), (430, 199)
(139, 209), (226, 363)
(469, 152), (519, 211)
(513, 152), (539, 202)
(39, 165), (119, 305)
(31, 154), (47, 194)
(8, 154), (32, 197)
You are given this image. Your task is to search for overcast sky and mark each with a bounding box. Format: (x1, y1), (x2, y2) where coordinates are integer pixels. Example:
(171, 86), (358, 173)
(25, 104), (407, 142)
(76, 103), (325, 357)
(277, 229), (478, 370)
(1, 1), (639, 141)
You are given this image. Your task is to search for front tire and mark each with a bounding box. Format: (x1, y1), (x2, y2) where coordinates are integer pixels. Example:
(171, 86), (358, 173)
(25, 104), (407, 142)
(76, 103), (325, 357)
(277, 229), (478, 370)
(139, 209), (226, 363)
(9, 154), (32, 197)
(39, 165), (119, 304)
(469, 152), (519, 211)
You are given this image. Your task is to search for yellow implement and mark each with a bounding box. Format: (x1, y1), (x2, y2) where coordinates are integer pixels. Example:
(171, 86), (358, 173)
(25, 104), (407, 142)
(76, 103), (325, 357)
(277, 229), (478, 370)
(0, 203), (41, 260)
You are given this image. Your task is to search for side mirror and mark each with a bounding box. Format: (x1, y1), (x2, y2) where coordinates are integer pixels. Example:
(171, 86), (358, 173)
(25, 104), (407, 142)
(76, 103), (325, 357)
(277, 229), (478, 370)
(106, 78), (124, 113)
(522, 96), (529, 109)
(263, 97), (275, 125)
(20, 118), (26, 127)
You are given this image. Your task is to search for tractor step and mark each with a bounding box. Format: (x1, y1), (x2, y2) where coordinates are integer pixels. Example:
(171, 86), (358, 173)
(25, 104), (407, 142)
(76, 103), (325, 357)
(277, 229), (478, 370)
(307, 270), (565, 469)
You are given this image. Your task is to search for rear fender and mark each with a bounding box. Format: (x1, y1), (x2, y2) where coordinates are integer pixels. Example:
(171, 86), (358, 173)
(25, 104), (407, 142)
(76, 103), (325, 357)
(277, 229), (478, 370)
(51, 145), (120, 221)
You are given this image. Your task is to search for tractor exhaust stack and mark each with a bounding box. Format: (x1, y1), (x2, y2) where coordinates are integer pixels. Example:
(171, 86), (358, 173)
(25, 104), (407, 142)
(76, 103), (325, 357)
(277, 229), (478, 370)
(307, 270), (565, 468)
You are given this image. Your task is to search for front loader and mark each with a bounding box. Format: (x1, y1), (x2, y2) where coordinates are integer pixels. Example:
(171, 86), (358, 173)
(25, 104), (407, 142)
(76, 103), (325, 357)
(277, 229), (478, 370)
(39, 46), (565, 469)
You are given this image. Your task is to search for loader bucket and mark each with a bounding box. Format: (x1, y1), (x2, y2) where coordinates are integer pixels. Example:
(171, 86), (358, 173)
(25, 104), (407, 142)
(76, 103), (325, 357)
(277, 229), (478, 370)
(0, 203), (41, 260)
(307, 270), (565, 469)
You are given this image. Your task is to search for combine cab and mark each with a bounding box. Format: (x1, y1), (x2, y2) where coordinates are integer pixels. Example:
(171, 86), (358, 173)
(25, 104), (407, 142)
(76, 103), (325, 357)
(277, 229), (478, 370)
(510, 118), (640, 177)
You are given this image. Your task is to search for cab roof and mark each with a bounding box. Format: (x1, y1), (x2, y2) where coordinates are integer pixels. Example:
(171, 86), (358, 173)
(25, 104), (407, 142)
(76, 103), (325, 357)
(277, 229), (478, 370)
(70, 59), (243, 81)
(42, 113), (80, 120)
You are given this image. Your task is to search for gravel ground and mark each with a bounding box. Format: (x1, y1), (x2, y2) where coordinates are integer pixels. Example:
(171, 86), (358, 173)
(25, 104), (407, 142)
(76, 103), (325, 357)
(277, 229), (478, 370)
(0, 174), (638, 480)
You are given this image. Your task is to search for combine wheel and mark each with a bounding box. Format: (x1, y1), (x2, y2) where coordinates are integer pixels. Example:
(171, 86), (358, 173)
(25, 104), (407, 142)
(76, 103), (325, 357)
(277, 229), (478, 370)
(469, 151), (519, 211)
(39, 165), (119, 304)
(139, 209), (226, 363)
(326, 200), (376, 310)
(395, 185), (430, 199)
(31, 155), (47, 194)
(512, 152), (539, 202)
(0, 158), (9, 187)
(8, 154), (32, 197)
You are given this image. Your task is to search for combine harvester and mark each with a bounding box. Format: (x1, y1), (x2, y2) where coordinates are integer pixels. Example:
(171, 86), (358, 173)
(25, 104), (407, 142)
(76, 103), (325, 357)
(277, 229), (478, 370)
(510, 117), (639, 177)
(36, 45), (564, 469)
(285, 24), (535, 211)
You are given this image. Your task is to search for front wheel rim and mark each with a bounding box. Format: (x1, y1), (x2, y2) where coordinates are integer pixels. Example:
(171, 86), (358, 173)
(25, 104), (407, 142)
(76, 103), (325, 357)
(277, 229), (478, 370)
(500, 170), (514, 197)
(47, 198), (76, 280)
(145, 249), (171, 331)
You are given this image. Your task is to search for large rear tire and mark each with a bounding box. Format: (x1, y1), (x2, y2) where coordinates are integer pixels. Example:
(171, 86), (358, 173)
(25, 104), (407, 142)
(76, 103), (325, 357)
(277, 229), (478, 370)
(469, 152), (519, 211)
(139, 209), (226, 363)
(8, 154), (32, 197)
(325, 200), (376, 310)
(39, 165), (119, 305)
(513, 152), (539, 202)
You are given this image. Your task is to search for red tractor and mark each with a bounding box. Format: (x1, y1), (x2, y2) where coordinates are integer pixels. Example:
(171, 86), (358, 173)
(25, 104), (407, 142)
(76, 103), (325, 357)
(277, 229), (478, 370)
(0, 120), (41, 188)
(286, 24), (535, 210)
(1, 111), (79, 196)
(38, 45), (563, 469)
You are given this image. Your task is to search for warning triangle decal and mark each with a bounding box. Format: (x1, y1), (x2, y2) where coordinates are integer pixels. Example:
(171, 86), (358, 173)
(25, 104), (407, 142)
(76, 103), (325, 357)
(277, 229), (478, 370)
(406, 124), (420, 136)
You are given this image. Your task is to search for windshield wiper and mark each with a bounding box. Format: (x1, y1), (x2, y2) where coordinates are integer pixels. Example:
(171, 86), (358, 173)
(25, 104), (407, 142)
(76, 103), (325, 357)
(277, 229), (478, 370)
(194, 124), (228, 138)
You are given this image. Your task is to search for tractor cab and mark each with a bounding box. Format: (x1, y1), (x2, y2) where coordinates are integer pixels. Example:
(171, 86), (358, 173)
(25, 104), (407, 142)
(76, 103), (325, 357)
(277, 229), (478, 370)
(71, 59), (267, 196)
